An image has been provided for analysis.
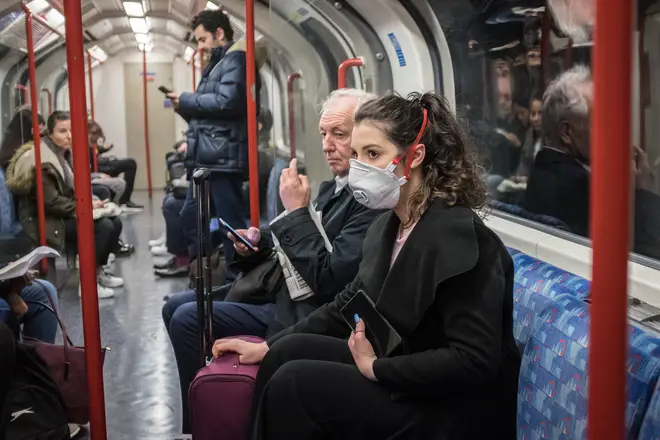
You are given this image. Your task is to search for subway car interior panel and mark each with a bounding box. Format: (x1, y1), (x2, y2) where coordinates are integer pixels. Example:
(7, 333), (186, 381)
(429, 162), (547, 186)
(0, 0), (658, 439)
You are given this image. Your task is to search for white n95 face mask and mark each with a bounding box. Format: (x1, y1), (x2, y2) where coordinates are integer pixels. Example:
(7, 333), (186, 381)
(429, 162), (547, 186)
(348, 159), (407, 210)
(348, 108), (429, 210)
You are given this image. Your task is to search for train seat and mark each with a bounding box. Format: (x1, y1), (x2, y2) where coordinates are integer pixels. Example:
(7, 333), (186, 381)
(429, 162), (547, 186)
(517, 294), (660, 440)
(491, 200), (571, 232)
(509, 248), (591, 351)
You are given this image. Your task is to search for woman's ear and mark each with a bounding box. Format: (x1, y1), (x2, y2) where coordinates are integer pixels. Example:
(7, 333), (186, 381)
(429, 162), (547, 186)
(410, 144), (426, 170)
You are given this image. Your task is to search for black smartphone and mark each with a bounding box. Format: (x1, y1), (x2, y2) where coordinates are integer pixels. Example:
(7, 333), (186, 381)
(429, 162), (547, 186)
(158, 85), (173, 94)
(340, 290), (402, 357)
(218, 218), (257, 252)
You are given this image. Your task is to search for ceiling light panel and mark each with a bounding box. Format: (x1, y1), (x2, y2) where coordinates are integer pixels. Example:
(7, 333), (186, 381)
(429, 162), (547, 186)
(129, 17), (149, 34)
(206, 2), (219, 10)
(135, 33), (150, 44)
(123, 2), (144, 17)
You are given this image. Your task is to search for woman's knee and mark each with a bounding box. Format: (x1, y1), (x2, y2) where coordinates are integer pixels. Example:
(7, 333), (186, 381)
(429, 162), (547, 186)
(263, 334), (318, 369)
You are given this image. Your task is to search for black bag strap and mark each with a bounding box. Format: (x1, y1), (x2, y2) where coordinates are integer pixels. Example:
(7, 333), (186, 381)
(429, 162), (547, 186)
(192, 168), (213, 367)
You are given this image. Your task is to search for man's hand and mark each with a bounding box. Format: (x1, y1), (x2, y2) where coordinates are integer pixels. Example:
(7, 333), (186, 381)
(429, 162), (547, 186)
(633, 145), (654, 191)
(229, 227), (261, 257)
(166, 92), (181, 105)
(280, 158), (311, 212)
(177, 142), (188, 154)
(92, 199), (105, 209)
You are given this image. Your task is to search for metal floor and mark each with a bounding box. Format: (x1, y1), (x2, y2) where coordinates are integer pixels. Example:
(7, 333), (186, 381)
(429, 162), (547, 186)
(55, 191), (189, 440)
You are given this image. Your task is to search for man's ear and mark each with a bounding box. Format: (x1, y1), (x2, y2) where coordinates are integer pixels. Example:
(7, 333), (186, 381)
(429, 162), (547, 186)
(559, 121), (572, 145)
(215, 27), (225, 42)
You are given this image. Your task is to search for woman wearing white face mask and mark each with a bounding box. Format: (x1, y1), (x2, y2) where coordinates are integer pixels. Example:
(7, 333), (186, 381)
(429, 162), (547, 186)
(212, 92), (520, 440)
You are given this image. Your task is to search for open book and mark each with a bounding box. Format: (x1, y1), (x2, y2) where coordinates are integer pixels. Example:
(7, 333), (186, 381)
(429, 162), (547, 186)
(270, 204), (332, 301)
(0, 246), (60, 281)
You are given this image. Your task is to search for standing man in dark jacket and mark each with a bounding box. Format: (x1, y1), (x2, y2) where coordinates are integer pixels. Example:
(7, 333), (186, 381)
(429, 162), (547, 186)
(162, 89), (381, 434)
(167, 9), (262, 279)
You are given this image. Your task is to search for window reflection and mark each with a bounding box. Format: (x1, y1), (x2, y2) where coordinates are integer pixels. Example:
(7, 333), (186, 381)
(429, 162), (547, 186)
(442, 0), (660, 263)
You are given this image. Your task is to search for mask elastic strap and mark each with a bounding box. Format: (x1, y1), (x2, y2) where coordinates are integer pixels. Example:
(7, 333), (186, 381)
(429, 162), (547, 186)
(389, 108), (429, 183)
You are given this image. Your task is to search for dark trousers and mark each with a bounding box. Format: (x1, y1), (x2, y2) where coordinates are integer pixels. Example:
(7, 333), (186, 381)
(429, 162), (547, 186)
(162, 193), (187, 256)
(91, 184), (111, 201)
(180, 172), (246, 278)
(248, 334), (425, 440)
(99, 158), (137, 204)
(161, 286), (276, 434)
(64, 216), (122, 267)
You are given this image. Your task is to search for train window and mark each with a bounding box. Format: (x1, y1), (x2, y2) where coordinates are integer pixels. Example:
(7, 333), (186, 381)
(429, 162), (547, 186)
(435, 0), (660, 265)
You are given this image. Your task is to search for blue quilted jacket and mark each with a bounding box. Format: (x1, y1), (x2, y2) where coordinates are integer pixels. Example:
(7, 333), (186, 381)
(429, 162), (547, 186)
(177, 39), (264, 176)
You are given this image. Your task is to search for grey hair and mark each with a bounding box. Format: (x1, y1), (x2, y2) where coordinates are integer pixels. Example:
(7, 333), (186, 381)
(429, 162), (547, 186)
(320, 88), (378, 116)
(548, 0), (593, 43)
(543, 64), (592, 146)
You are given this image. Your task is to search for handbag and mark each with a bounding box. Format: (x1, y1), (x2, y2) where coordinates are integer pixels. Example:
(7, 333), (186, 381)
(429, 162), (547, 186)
(224, 249), (284, 305)
(22, 280), (108, 425)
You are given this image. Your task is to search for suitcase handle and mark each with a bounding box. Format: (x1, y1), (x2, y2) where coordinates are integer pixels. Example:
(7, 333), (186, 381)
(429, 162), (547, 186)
(193, 167), (214, 367)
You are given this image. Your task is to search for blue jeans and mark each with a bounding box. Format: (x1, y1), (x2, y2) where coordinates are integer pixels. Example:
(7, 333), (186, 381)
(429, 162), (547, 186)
(162, 286), (276, 433)
(0, 279), (58, 343)
(163, 193), (187, 256)
(180, 173), (246, 278)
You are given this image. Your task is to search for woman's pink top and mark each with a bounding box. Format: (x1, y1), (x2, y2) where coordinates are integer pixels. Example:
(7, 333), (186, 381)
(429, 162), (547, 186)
(390, 222), (417, 267)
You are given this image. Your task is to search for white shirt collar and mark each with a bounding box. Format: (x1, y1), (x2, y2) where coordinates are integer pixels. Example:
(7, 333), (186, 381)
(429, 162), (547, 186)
(335, 175), (348, 194)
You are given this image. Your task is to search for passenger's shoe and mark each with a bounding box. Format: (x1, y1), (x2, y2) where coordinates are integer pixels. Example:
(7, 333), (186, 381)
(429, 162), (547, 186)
(154, 256), (174, 270)
(116, 240), (134, 256)
(98, 271), (124, 288)
(68, 423), (81, 438)
(151, 245), (171, 257)
(149, 234), (166, 248)
(154, 257), (189, 277)
(79, 283), (115, 299)
(121, 201), (144, 212)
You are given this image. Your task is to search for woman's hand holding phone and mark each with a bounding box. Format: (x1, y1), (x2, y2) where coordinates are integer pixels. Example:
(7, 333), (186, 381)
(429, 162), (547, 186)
(348, 314), (378, 382)
(229, 227), (260, 256)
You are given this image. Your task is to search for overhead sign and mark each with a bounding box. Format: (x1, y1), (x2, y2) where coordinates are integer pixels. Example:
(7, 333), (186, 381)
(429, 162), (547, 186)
(140, 71), (156, 81)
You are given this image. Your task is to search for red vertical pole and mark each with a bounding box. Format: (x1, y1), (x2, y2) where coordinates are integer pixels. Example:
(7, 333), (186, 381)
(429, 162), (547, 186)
(142, 49), (153, 198)
(22, 8), (48, 273)
(192, 50), (198, 92)
(287, 73), (301, 161)
(245, 0), (259, 226)
(564, 38), (573, 69)
(588, 0), (632, 438)
(337, 57), (363, 89)
(41, 88), (53, 114)
(62, 1), (107, 439)
(87, 53), (98, 173)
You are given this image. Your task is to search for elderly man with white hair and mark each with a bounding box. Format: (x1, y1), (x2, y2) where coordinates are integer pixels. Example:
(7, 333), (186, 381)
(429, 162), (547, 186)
(162, 88), (383, 434)
(522, 65), (660, 259)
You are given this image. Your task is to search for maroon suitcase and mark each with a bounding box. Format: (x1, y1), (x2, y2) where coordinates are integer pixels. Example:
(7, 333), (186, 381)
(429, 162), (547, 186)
(188, 168), (262, 439)
(189, 335), (264, 440)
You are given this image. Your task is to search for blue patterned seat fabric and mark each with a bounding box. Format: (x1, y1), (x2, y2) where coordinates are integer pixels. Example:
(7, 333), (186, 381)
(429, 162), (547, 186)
(517, 294), (660, 440)
(0, 168), (21, 237)
(509, 248), (591, 351)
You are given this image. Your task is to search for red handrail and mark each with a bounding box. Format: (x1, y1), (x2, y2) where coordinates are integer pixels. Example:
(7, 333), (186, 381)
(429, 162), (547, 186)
(337, 57), (363, 89)
(14, 84), (29, 105)
(142, 48), (153, 198)
(87, 52), (98, 172)
(41, 88), (52, 114)
(245, 0), (259, 226)
(287, 73), (302, 160)
(21, 6), (47, 273)
(63, 1), (108, 438)
(588, 0), (632, 438)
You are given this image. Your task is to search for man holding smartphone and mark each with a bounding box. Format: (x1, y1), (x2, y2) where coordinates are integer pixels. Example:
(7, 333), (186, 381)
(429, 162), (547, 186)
(165, 8), (263, 280)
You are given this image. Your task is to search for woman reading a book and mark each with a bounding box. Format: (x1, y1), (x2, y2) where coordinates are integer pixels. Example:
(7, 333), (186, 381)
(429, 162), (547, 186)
(212, 92), (521, 440)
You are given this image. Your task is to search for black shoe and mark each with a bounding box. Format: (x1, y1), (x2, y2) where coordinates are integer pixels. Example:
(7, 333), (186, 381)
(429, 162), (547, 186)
(154, 257), (175, 270)
(154, 259), (189, 277)
(116, 240), (134, 256)
(121, 201), (144, 211)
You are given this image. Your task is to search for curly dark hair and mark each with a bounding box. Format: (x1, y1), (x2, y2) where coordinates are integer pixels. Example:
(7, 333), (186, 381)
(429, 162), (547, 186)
(354, 91), (487, 224)
(191, 9), (234, 41)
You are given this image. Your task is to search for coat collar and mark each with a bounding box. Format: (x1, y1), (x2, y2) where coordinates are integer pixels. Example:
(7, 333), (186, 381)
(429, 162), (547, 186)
(360, 198), (480, 334)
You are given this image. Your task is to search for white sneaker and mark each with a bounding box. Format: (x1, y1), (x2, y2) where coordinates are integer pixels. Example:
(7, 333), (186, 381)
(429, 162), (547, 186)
(107, 253), (116, 264)
(79, 283), (115, 299)
(98, 271), (124, 288)
(149, 234), (166, 248)
(151, 245), (171, 257)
